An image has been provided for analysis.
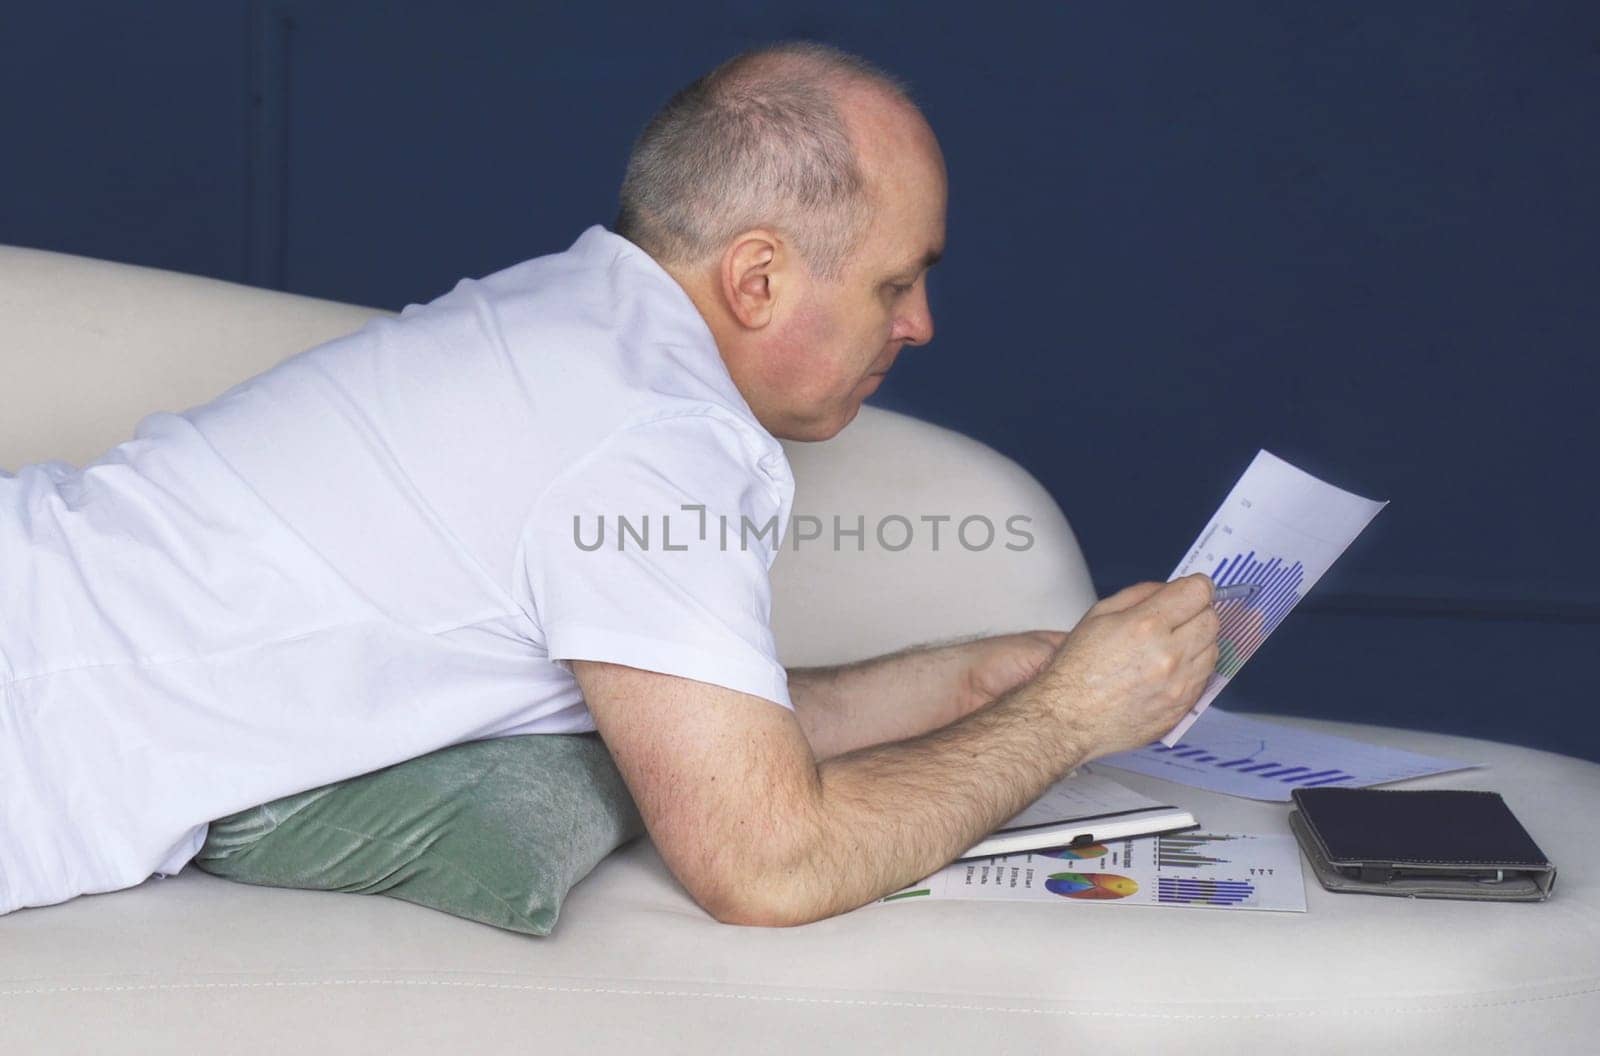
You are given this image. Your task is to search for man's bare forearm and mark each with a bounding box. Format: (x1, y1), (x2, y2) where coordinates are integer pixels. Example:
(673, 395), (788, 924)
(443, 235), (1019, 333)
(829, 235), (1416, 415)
(786, 638), (980, 761)
(763, 670), (1089, 926)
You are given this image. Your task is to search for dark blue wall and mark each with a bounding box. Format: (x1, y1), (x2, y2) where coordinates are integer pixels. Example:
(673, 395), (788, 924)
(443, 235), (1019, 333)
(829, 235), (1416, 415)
(3, 3), (1596, 760)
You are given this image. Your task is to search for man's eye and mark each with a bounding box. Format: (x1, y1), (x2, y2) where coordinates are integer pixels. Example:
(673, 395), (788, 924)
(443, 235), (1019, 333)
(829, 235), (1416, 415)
(886, 282), (912, 296)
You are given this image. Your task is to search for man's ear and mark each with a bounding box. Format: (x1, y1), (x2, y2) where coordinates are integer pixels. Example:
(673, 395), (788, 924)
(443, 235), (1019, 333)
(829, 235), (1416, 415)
(719, 231), (784, 330)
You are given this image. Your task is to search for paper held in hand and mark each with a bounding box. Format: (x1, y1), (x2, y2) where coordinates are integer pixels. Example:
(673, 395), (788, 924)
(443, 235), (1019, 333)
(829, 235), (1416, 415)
(956, 766), (1197, 860)
(1162, 450), (1387, 747)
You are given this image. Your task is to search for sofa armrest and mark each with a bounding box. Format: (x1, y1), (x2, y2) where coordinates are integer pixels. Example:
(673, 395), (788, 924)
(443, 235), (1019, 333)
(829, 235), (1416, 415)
(772, 405), (1095, 666)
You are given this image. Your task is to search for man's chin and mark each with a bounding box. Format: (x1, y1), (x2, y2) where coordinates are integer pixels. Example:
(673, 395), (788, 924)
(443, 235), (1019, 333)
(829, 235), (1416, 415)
(774, 401), (863, 443)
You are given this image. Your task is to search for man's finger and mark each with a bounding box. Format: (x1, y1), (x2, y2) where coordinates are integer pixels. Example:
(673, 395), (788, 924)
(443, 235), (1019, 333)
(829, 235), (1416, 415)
(1178, 610), (1222, 667)
(1027, 629), (1070, 651)
(1175, 598), (1220, 646)
(1165, 573), (1216, 620)
(1127, 573), (1214, 628)
(1093, 581), (1165, 615)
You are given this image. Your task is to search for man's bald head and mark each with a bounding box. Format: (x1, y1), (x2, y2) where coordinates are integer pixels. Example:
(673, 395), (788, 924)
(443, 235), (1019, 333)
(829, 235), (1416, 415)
(615, 42), (922, 279)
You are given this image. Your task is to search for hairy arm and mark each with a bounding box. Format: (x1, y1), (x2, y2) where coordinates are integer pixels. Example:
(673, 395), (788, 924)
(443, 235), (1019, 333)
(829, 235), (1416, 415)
(572, 657), (1083, 927)
(786, 632), (1068, 761)
(571, 576), (1217, 928)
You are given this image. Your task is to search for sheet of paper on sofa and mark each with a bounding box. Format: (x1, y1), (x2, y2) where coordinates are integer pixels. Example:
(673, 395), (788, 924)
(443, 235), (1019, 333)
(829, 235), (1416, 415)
(1163, 449), (1388, 745)
(881, 831), (1306, 912)
(1099, 707), (1475, 801)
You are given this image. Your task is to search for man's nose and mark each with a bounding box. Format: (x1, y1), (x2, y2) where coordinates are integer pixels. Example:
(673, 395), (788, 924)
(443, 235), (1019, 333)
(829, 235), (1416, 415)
(897, 287), (935, 347)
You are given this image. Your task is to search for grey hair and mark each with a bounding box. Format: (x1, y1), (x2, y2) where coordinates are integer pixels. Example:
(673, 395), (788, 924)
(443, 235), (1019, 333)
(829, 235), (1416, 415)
(614, 42), (912, 279)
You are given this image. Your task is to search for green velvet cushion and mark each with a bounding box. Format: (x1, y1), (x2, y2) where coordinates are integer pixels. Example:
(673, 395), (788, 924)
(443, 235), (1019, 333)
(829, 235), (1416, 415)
(192, 732), (644, 936)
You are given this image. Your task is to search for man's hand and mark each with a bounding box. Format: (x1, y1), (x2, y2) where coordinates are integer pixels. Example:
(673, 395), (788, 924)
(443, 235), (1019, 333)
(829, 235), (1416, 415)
(1032, 574), (1220, 760)
(960, 630), (1068, 715)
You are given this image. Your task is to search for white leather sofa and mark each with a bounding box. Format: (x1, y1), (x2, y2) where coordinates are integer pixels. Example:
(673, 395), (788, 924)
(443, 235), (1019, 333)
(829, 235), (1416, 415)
(2, 246), (1596, 1054)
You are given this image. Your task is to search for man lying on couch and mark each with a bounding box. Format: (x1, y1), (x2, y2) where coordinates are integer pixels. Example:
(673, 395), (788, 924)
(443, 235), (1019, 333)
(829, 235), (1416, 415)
(0, 42), (1217, 924)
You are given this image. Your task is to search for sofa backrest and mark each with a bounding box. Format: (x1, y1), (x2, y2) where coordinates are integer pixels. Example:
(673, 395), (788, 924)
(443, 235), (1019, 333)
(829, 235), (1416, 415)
(0, 245), (382, 469)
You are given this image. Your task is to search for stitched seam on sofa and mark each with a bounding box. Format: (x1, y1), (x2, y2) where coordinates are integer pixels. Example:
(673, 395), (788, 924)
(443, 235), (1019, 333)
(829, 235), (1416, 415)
(1, 979), (1597, 1018)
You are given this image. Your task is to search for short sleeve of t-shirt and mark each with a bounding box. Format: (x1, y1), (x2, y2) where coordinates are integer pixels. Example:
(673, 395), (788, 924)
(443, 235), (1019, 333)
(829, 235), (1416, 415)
(517, 412), (792, 709)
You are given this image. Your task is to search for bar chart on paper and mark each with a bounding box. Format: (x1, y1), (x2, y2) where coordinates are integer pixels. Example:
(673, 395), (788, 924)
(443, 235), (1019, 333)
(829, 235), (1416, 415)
(878, 829), (1309, 912)
(1160, 451), (1388, 746)
(1144, 832), (1306, 911)
(1209, 552), (1304, 677)
(1099, 707), (1474, 801)
(1159, 833), (1237, 868)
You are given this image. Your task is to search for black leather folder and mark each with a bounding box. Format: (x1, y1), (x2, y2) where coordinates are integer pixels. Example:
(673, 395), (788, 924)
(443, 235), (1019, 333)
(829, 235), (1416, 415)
(1288, 787), (1556, 902)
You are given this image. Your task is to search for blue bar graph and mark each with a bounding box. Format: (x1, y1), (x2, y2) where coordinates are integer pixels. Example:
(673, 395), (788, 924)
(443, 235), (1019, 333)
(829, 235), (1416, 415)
(1148, 740), (1356, 790)
(1101, 705), (1468, 802)
(1210, 553), (1305, 677)
(1157, 876), (1255, 906)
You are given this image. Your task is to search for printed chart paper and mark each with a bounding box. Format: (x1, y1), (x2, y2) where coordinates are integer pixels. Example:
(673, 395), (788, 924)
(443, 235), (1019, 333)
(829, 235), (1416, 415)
(1163, 450), (1387, 745)
(1002, 764), (1176, 828)
(880, 832), (1306, 913)
(1100, 707), (1475, 801)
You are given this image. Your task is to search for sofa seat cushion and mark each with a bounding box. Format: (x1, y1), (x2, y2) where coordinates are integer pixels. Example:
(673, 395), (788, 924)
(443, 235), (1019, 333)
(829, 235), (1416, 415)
(2, 714), (1594, 1054)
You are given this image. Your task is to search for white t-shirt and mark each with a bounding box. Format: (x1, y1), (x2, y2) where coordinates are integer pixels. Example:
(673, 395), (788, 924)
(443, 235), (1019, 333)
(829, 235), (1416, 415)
(0, 226), (795, 908)
(181, 223), (798, 715)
